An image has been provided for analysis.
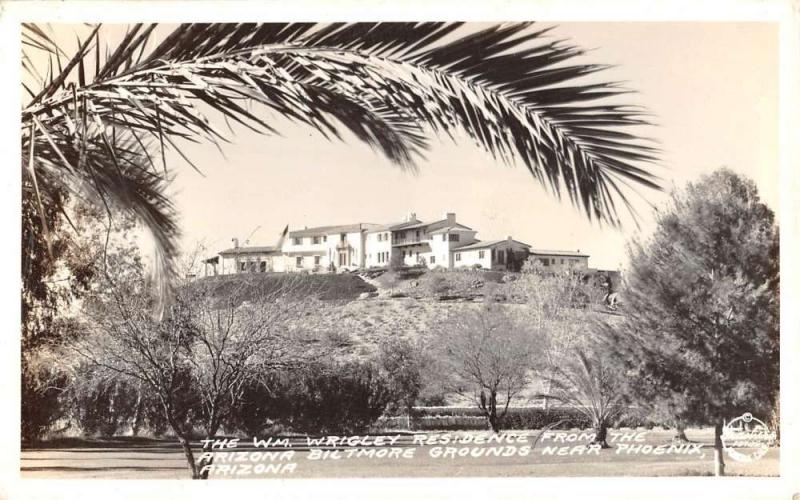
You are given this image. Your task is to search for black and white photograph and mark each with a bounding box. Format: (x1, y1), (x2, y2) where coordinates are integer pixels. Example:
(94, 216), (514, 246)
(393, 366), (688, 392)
(2, 1), (798, 499)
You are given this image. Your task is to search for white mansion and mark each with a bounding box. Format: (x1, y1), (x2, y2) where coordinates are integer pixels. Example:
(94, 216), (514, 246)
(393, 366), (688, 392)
(201, 212), (589, 276)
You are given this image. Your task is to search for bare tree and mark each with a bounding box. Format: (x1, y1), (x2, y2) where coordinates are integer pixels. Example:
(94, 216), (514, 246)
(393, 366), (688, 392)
(71, 272), (320, 479)
(510, 264), (590, 409)
(430, 305), (541, 432)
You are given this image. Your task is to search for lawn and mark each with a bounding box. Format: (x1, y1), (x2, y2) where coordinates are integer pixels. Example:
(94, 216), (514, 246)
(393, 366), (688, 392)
(20, 429), (778, 479)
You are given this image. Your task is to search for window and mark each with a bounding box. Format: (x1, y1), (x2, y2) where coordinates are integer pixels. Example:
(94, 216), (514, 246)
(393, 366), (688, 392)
(561, 258), (565, 264)
(479, 250), (485, 259)
(312, 236), (321, 244)
(455, 253), (461, 261)
(314, 256), (321, 266)
(295, 256), (303, 268)
(239, 262), (246, 272)
(292, 237), (302, 245)
(541, 258), (549, 266)
(430, 255), (436, 264)
(402, 250), (406, 258)
(449, 234), (460, 242)
(323, 235), (327, 242)
(416, 230), (420, 238)
(498, 251), (505, 264)
(340, 233), (346, 242)
(259, 261), (267, 273)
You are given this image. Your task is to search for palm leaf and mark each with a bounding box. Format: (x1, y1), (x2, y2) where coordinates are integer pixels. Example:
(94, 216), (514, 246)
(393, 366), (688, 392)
(21, 22), (661, 302)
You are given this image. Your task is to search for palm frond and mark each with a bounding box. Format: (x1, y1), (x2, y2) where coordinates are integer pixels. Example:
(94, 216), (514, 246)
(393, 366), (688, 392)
(21, 22), (661, 297)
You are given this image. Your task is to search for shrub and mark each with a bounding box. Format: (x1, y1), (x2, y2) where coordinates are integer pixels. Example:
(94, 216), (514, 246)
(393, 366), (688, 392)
(234, 362), (394, 435)
(324, 329), (353, 348)
(229, 373), (290, 436)
(372, 406), (653, 431)
(21, 359), (69, 443)
(378, 338), (425, 416)
(287, 361), (393, 434)
(427, 274), (449, 295)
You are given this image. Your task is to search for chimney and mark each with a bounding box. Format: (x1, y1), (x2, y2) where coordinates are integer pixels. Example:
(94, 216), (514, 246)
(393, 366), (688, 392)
(407, 212), (417, 222)
(445, 212), (456, 224)
(507, 236), (513, 242)
(232, 237), (239, 248)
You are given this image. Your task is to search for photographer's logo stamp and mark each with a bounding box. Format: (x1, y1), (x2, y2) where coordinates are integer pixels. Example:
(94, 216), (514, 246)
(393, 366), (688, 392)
(721, 412), (776, 462)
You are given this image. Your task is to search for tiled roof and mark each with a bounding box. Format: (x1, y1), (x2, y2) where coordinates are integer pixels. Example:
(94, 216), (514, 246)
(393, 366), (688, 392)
(365, 220), (424, 232)
(529, 249), (589, 257)
(428, 223), (474, 234)
(219, 246), (278, 255)
(289, 223), (380, 237)
(455, 239), (531, 251)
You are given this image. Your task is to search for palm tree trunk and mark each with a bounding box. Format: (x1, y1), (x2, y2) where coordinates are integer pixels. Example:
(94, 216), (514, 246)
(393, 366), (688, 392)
(592, 419), (610, 448)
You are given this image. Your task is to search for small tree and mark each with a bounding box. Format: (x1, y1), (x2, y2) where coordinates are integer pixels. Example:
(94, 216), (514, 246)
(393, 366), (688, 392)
(539, 342), (627, 447)
(378, 337), (425, 429)
(389, 251), (405, 272)
(431, 306), (541, 432)
(609, 169), (779, 476)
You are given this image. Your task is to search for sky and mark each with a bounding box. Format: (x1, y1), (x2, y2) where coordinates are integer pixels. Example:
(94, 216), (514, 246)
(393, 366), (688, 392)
(24, 22), (779, 270)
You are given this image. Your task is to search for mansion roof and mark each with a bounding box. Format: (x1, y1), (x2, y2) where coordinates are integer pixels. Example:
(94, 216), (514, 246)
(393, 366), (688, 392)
(529, 249), (589, 257)
(288, 223), (380, 238)
(219, 246), (279, 256)
(456, 239), (531, 251)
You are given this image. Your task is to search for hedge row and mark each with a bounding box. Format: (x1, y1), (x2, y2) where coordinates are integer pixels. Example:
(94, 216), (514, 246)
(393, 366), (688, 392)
(374, 406), (656, 432)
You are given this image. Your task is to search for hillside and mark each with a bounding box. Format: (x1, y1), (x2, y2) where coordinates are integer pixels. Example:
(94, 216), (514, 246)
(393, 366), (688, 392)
(193, 272), (377, 303)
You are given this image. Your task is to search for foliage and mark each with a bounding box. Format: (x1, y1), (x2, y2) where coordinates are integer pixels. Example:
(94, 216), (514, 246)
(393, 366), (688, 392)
(22, 22), (661, 286)
(605, 169), (779, 473)
(242, 362), (394, 435)
(511, 265), (595, 362)
(64, 363), (170, 437)
(610, 169), (779, 424)
(378, 337), (425, 415)
(21, 198), (142, 442)
(539, 342), (628, 447)
(228, 371), (292, 437)
(21, 351), (70, 443)
(71, 270), (319, 478)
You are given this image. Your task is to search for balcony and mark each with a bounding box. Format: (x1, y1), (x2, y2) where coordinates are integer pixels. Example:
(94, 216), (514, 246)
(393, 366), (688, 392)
(392, 238), (430, 248)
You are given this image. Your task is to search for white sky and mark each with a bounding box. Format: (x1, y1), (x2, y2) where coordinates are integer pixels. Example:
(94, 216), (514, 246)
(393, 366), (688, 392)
(172, 22), (778, 269)
(23, 22), (779, 270)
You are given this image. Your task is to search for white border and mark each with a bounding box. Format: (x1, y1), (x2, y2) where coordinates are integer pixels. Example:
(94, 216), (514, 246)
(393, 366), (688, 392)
(1, 1), (797, 499)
